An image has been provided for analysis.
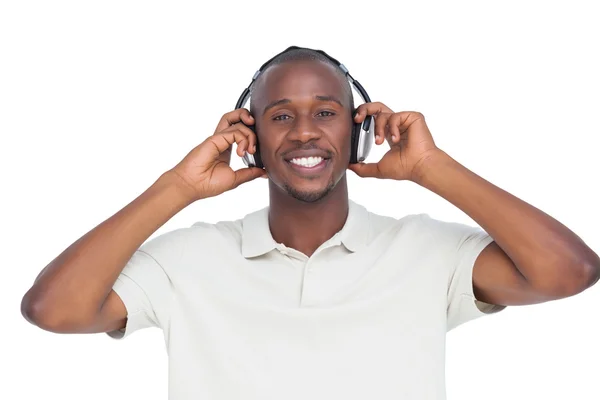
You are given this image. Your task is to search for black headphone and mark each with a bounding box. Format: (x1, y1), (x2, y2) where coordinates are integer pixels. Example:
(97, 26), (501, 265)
(234, 46), (374, 169)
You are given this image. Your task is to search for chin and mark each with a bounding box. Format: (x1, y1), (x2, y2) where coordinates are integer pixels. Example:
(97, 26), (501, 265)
(283, 181), (336, 203)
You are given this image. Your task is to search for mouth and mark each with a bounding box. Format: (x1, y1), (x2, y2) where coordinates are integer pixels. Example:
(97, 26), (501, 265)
(285, 156), (330, 174)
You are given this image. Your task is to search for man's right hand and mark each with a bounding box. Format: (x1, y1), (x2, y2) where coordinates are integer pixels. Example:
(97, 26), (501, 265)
(168, 108), (266, 202)
(21, 108), (268, 335)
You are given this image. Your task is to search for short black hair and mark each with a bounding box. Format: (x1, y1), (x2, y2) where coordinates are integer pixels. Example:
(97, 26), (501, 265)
(249, 47), (354, 113)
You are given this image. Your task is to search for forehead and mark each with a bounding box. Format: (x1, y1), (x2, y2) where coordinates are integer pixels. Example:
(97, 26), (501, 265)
(252, 60), (349, 107)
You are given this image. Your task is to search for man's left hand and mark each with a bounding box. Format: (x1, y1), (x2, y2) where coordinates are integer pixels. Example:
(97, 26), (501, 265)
(348, 102), (442, 182)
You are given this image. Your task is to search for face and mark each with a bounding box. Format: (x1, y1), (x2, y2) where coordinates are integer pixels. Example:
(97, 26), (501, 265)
(250, 60), (353, 203)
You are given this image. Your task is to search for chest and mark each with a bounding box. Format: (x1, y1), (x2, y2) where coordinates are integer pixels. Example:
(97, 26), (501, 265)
(163, 241), (450, 399)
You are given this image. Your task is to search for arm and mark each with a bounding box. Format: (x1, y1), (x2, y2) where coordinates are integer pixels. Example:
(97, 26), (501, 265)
(350, 104), (599, 307)
(21, 108), (264, 334)
(21, 171), (193, 333)
(415, 150), (600, 305)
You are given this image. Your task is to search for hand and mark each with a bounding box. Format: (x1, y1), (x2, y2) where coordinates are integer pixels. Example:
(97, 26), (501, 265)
(168, 108), (266, 202)
(348, 102), (442, 182)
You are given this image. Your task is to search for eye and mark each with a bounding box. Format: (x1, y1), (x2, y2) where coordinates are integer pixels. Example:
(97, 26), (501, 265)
(317, 110), (336, 117)
(273, 114), (291, 121)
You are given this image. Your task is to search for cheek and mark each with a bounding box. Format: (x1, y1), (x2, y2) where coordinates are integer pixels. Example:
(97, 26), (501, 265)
(256, 130), (275, 153)
(255, 129), (281, 166)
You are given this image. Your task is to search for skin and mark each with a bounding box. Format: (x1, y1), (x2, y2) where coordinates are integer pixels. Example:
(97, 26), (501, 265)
(250, 59), (600, 304)
(21, 58), (600, 336)
(349, 103), (600, 305)
(249, 60), (356, 256)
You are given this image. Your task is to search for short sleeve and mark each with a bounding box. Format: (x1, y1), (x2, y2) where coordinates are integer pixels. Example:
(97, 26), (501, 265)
(106, 240), (173, 340)
(420, 215), (506, 331)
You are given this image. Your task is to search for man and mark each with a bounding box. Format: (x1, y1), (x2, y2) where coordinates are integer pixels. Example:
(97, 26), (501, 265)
(21, 46), (600, 399)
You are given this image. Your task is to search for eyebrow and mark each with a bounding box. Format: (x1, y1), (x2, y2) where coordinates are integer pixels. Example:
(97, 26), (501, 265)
(263, 98), (291, 115)
(315, 95), (343, 107)
(262, 95), (344, 116)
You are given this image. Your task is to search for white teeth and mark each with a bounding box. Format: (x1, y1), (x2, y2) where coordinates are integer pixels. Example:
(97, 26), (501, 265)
(290, 156), (323, 168)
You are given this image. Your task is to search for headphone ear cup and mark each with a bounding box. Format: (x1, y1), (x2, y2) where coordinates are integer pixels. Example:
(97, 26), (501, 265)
(252, 128), (264, 169)
(349, 113), (374, 164)
(350, 119), (362, 164)
(360, 115), (374, 162)
(242, 124), (265, 169)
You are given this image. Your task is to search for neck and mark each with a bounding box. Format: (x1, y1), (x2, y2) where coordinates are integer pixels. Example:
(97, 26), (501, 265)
(268, 176), (350, 257)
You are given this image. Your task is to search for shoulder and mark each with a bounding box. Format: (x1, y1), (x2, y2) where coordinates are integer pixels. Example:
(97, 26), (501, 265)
(360, 205), (484, 248)
(138, 215), (247, 262)
(360, 203), (428, 240)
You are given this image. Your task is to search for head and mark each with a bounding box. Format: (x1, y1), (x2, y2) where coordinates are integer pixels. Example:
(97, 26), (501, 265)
(249, 48), (355, 203)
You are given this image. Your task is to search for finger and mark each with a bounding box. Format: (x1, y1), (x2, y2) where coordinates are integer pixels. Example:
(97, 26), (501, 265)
(231, 123), (256, 157)
(347, 162), (381, 178)
(374, 112), (391, 143)
(354, 102), (394, 123)
(220, 121), (257, 154)
(388, 113), (405, 143)
(209, 130), (253, 158)
(232, 167), (267, 188)
(213, 128), (248, 158)
(223, 123), (257, 155)
(215, 108), (254, 134)
(240, 123), (257, 154)
(227, 123), (256, 154)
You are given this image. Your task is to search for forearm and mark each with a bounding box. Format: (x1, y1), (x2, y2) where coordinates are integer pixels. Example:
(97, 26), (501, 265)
(22, 171), (193, 324)
(415, 150), (600, 288)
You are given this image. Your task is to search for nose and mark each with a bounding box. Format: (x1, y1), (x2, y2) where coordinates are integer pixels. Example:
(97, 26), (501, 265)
(286, 114), (322, 143)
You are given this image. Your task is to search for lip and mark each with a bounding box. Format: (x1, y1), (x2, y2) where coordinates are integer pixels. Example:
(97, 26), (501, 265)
(286, 158), (330, 175)
(283, 149), (331, 161)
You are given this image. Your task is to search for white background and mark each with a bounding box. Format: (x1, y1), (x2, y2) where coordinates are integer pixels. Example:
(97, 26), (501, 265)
(2, 1), (599, 399)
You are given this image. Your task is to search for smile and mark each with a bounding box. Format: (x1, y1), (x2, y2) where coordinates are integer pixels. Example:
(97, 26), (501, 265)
(286, 157), (329, 173)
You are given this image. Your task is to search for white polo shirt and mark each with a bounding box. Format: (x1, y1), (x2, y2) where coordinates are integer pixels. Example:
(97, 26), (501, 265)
(108, 199), (505, 400)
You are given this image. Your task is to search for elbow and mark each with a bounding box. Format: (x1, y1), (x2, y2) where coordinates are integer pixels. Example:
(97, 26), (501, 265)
(549, 257), (600, 298)
(21, 289), (95, 333)
(572, 247), (600, 292)
(527, 252), (600, 299)
(21, 292), (59, 332)
(581, 255), (600, 289)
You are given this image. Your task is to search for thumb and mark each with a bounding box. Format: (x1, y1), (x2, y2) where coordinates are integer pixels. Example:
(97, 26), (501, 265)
(348, 162), (381, 178)
(232, 167), (267, 188)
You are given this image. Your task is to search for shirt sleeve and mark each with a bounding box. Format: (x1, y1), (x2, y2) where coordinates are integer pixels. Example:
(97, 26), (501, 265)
(420, 215), (506, 331)
(106, 238), (174, 340)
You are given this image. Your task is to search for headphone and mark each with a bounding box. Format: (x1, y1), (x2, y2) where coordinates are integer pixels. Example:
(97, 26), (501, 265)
(234, 46), (374, 169)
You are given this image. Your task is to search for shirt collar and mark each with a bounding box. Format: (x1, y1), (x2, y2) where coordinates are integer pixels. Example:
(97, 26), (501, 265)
(241, 199), (369, 258)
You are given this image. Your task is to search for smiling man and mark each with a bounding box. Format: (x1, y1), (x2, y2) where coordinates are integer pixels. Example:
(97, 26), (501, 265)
(247, 53), (359, 256)
(21, 46), (600, 399)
